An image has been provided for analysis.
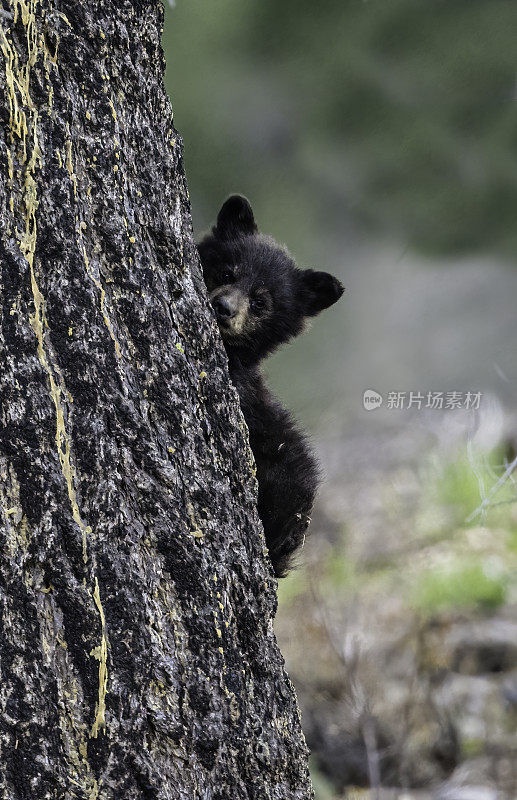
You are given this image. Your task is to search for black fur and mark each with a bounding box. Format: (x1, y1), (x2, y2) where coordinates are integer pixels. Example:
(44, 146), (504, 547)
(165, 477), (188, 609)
(197, 195), (344, 577)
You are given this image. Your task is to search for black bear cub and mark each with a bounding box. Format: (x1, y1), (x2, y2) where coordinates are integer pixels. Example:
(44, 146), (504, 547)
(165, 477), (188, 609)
(197, 195), (344, 577)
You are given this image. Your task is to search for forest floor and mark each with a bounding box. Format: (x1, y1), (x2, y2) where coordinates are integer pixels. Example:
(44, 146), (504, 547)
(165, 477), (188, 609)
(275, 412), (517, 800)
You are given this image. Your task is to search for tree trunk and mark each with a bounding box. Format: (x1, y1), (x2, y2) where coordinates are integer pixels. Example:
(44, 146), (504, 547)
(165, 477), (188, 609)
(0, 2), (313, 798)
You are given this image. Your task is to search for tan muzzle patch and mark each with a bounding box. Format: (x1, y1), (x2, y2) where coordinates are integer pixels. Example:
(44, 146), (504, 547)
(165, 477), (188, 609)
(209, 286), (249, 336)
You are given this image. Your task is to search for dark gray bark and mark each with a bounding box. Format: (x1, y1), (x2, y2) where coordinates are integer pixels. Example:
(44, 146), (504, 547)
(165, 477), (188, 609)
(0, 2), (313, 798)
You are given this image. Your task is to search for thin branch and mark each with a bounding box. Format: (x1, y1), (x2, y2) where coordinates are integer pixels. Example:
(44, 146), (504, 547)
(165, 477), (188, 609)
(465, 453), (517, 523)
(361, 713), (381, 799)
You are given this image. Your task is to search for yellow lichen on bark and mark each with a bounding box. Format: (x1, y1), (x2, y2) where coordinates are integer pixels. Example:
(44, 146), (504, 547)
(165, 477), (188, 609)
(90, 577), (109, 738)
(1, 0), (92, 564)
(1, 0), (110, 766)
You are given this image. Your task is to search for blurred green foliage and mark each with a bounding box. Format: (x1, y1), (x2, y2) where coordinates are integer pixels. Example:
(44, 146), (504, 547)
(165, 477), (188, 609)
(277, 445), (517, 618)
(277, 544), (361, 607)
(164, 0), (517, 257)
(414, 560), (507, 613)
(432, 446), (517, 529)
(412, 446), (517, 613)
(309, 759), (336, 800)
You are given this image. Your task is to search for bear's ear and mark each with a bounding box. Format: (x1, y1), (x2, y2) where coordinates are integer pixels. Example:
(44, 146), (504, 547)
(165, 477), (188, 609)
(214, 195), (258, 239)
(298, 269), (344, 317)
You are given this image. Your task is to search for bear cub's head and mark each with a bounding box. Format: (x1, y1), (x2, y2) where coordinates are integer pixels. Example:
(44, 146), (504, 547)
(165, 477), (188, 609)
(197, 195), (344, 367)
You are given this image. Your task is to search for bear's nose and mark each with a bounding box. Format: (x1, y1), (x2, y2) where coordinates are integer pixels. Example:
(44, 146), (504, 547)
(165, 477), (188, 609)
(213, 296), (237, 320)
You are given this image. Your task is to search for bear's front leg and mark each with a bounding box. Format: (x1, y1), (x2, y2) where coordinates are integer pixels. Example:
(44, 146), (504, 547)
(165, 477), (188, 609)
(232, 366), (320, 576)
(248, 404), (319, 577)
(254, 436), (318, 577)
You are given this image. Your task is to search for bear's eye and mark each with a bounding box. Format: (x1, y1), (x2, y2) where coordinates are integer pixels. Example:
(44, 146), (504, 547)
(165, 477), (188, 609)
(250, 294), (266, 312)
(220, 269), (235, 284)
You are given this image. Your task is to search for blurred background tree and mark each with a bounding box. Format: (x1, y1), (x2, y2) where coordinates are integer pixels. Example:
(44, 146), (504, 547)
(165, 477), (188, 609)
(164, 0), (517, 257)
(163, 0), (517, 431)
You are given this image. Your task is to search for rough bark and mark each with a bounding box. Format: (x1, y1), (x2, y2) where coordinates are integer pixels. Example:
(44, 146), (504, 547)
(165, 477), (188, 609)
(0, 2), (313, 798)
